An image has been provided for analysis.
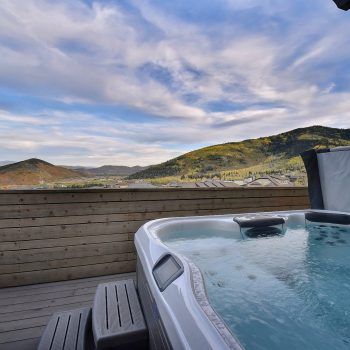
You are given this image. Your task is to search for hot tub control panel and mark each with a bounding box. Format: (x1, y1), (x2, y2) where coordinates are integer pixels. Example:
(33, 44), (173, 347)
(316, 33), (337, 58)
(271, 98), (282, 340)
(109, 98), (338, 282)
(153, 254), (184, 292)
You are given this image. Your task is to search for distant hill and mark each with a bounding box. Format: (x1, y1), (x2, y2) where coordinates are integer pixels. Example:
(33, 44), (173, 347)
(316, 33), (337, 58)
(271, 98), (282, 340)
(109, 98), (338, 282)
(0, 161), (14, 166)
(76, 165), (149, 177)
(129, 126), (350, 180)
(0, 158), (82, 186)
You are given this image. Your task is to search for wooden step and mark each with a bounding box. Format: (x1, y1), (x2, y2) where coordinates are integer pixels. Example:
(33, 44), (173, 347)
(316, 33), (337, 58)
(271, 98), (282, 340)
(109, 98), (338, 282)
(92, 279), (148, 349)
(37, 307), (94, 350)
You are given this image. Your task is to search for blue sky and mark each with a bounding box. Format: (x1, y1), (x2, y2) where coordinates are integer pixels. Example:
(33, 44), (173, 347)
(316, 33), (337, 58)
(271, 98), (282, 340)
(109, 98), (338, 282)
(0, 0), (349, 166)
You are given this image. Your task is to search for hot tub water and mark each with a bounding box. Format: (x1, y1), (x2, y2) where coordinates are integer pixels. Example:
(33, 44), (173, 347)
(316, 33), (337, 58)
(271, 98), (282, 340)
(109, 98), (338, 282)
(162, 224), (350, 350)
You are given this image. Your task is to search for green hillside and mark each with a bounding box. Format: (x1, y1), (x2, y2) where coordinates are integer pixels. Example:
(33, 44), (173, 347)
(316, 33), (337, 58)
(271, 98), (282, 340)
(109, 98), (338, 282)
(129, 126), (350, 182)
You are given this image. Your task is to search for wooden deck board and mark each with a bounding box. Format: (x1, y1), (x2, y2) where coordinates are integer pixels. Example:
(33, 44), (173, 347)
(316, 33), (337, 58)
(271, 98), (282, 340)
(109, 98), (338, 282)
(0, 272), (136, 349)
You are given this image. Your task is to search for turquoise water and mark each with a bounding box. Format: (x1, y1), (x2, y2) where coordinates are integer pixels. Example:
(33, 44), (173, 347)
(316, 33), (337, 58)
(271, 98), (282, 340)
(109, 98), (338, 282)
(162, 224), (350, 350)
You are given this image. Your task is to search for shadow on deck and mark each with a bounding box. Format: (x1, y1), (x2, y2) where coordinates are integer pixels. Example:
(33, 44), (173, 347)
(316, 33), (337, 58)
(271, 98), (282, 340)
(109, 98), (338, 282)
(0, 272), (135, 350)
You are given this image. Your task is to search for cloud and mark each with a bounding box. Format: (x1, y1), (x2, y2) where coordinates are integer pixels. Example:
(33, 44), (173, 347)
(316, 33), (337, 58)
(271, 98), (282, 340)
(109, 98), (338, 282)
(0, 110), (43, 125)
(0, 110), (183, 165)
(0, 0), (349, 165)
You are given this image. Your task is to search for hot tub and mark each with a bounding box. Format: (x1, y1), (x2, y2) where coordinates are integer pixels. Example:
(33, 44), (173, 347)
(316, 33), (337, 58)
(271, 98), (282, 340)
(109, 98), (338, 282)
(135, 210), (350, 350)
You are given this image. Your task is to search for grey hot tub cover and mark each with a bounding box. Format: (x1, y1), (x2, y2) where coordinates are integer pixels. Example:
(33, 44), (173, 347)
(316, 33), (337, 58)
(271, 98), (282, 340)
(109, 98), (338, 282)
(301, 146), (350, 213)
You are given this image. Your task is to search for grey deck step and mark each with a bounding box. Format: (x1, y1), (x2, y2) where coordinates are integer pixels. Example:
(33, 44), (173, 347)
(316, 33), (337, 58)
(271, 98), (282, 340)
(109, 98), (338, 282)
(92, 279), (148, 349)
(37, 307), (93, 350)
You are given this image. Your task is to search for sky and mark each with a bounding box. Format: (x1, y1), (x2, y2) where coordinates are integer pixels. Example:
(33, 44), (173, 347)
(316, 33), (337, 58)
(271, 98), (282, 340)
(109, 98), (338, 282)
(0, 0), (349, 166)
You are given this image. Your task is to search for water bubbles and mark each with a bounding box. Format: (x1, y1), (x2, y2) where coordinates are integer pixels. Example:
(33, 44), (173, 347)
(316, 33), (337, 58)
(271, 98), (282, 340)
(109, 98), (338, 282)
(217, 280), (225, 287)
(247, 274), (257, 280)
(163, 223), (350, 350)
(207, 270), (217, 276)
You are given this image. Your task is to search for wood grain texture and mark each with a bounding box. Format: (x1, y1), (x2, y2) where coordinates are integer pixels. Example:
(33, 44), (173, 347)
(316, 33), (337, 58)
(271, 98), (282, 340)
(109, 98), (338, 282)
(1, 260), (136, 288)
(0, 188), (309, 287)
(0, 273), (135, 350)
(0, 187), (308, 205)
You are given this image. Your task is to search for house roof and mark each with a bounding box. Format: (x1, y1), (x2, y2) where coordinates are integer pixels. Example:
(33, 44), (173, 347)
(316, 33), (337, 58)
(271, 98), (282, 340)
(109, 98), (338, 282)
(169, 180), (240, 188)
(246, 175), (294, 187)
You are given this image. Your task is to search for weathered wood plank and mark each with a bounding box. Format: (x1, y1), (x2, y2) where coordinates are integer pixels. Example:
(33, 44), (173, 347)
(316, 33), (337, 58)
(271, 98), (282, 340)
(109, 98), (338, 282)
(0, 241), (135, 264)
(0, 277), (133, 324)
(0, 293), (95, 314)
(0, 221), (142, 242)
(0, 195), (309, 220)
(0, 273), (136, 349)
(0, 300), (93, 323)
(0, 260), (136, 288)
(0, 188), (309, 288)
(0, 199), (308, 229)
(0, 252), (136, 274)
(0, 327), (43, 344)
(0, 273), (135, 299)
(0, 337), (39, 350)
(0, 198), (308, 243)
(0, 286), (97, 307)
(0, 187), (308, 205)
(0, 232), (131, 251)
(0, 316), (49, 333)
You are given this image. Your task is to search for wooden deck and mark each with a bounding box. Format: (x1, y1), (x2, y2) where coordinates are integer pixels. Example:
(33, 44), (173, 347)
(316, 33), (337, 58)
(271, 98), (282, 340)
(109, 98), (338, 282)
(0, 272), (135, 350)
(0, 188), (311, 349)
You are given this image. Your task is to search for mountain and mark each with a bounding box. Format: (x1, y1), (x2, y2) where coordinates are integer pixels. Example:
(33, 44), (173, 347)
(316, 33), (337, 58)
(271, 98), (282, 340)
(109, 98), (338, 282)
(75, 165), (149, 177)
(0, 158), (82, 186)
(129, 126), (350, 180)
(0, 161), (14, 166)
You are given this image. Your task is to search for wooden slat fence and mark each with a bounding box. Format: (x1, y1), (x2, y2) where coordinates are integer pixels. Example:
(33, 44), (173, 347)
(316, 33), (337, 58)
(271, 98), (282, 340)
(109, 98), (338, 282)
(0, 187), (309, 287)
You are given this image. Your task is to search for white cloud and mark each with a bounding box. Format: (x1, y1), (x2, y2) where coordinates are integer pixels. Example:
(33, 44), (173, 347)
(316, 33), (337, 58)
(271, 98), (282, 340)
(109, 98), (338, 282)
(0, 0), (349, 165)
(0, 0), (325, 117)
(0, 110), (43, 125)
